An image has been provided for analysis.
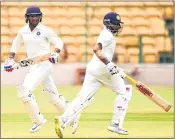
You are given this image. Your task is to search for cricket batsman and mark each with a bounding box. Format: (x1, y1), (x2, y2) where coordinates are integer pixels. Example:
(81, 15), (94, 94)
(54, 12), (133, 138)
(3, 5), (78, 133)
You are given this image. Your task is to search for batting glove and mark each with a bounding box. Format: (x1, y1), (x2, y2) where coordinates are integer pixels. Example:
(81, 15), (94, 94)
(49, 52), (59, 64)
(118, 69), (126, 79)
(4, 58), (17, 72)
(106, 62), (119, 75)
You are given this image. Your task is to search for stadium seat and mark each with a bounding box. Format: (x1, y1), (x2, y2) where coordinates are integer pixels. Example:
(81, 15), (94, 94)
(74, 35), (86, 46)
(1, 35), (11, 47)
(132, 17), (150, 27)
(88, 25), (102, 36)
(87, 2), (112, 7)
(73, 26), (86, 35)
(158, 2), (174, 6)
(130, 7), (146, 18)
(94, 7), (112, 17)
(121, 26), (137, 36)
(144, 7), (162, 18)
(124, 36), (139, 47)
(143, 2), (159, 7)
(127, 2), (144, 7)
(1, 17), (9, 26)
(9, 17), (25, 26)
(1, 6), (8, 18)
(88, 17), (101, 26)
(79, 47), (93, 62)
(67, 7), (85, 17)
(142, 36), (155, 46)
(42, 17), (59, 27)
(1, 26), (10, 36)
(114, 7), (131, 18)
(121, 17), (132, 26)
(61, 36), (76, 46)
(143, 45), (158, 63)
(65, 46), (79, 62)
(127, 47), (139, 63)
(116, 44), (126, 55)
(156, 37), (173, 52)
(87, 35), (97, 47)
(116, 44), (126, 63)
(70, 17), (86, 26)
(9, 25), (22, 36)
(112, 2), (129, 7)
(8, 7), (26, 17)
(59, 26), (73, 35)
(164, 7), (174, 19)
(135, 26), (153, 36)
(116, 36), (125, 46)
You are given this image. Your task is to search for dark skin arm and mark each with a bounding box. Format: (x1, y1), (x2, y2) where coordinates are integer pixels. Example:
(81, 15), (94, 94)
(63, 44), (68, 60)
(9, 52), (16, 59)
(93, 43), (110, 65)
(54, 48), (61, 53)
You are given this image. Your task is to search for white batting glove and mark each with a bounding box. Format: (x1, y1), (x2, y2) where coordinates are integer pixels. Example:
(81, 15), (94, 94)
(49, 52), (59, 64)
(118, 69), (126, 79)
(4, 58), (18, 72)
(106, 62), (119, 75)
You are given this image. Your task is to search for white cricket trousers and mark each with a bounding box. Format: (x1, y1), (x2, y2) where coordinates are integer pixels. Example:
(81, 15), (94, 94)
(17, 60), (68, 125)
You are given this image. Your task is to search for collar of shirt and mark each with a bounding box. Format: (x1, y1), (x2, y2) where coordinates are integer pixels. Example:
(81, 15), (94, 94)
(27, 22), (42, 33)
(103, 25), (114, 36)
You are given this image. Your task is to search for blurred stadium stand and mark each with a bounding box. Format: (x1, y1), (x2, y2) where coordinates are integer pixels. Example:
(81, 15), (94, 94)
(1, 2), (174, 63)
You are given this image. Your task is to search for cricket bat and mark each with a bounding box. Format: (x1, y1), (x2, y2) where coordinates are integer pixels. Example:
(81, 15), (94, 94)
(1, 53), (50, 71)
(125, 73), (172, 112)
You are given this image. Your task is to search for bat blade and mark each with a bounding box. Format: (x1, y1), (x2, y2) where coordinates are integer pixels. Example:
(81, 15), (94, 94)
(125, 74), (171, 112)
(136, 81), (171, 112)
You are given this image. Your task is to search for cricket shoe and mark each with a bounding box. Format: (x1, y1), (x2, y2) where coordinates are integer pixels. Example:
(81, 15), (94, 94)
(107, 121), (128, 135)
(70, 113), (81, 134)
(29, 118), (47, 133)
(54, 116), (66, 138)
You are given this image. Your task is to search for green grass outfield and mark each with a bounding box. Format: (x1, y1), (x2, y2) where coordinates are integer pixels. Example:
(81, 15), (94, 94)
(1, 85), (174, 138)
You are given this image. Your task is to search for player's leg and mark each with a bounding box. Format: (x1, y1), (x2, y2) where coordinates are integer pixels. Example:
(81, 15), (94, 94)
(41, 74), (79, 133)
(41, 74), (69, 113)
(99, 73), (132, 135)
(54, 73), (102, 138)
(17, 85), (47, 133)
(108, 84), (132, 135)
(18, 61), (52, 132)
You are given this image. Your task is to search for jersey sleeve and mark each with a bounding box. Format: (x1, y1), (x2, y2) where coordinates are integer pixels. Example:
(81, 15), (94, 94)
(96, 31), (112, 48)
(10, 31), (22, 53)
(46, 28), (63, 51)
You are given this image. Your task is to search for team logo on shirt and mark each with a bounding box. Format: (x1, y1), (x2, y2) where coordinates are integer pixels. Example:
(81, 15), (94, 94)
(37, 31), (41, 36)
(116, 15), (120, 20)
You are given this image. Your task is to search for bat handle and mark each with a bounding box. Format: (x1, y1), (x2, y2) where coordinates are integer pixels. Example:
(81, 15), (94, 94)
(125, 73), (137, 86)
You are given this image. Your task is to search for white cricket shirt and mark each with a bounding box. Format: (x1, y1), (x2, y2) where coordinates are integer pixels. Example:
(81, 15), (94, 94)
(87, 26), (116, 75)
(10, 23), (63, 58)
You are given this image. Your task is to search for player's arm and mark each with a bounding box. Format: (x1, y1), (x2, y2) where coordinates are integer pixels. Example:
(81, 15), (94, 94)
(47, 28), (64, 63)
(93, 43), (110, 65)
(93, 42), (123, 76)
(10, 32), (22, 58)
(3, 32), (22, 72)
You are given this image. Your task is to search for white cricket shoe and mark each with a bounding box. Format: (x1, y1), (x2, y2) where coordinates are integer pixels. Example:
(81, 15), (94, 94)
(54, 116), (65, 138)
(107, 121), (129, 135)
(29, 119), (47, 133)
(70, 113), (81, 134)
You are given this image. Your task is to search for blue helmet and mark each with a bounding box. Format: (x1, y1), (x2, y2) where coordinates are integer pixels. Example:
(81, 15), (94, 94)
(103, 12), (124, 35)
(25, 6), (42, 23)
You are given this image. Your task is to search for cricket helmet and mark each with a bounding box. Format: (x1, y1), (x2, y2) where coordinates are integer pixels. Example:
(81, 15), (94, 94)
(25, 5), (42, 23)
(103, 12), (124, 35)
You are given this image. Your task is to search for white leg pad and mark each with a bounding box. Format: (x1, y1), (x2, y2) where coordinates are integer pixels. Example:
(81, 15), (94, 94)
(43, 89), (69, 112)
(112, 85), (132, 128)
(17, 85), (45, 125)
(62, 95), (94, 127)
